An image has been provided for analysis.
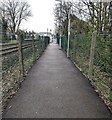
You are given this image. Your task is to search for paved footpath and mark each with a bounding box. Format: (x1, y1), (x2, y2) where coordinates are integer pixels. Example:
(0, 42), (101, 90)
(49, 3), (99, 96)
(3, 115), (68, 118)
(3, 42), (111, 118)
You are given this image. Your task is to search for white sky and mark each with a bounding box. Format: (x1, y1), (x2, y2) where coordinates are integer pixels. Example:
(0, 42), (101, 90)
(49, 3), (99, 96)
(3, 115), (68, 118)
(21, 0), (55, 33)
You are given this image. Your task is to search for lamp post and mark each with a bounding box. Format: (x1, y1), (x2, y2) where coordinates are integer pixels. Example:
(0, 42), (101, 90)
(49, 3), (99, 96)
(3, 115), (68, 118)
(67, 8), (71, 58)
(55, 0), (63, 49)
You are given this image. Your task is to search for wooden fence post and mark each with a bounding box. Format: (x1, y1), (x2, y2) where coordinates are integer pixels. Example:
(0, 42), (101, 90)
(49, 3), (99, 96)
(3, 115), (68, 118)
(38, 36), (41, 55)
(32, 38), (36, 62)
(42, 36), (44, 51)
(18, 33), (24, 78)
(89, 31), (97, 79)
(74, 36), (76, 61)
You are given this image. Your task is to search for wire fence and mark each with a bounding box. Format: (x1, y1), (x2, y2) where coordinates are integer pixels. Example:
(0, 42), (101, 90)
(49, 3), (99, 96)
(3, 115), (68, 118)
(60, 32), (112, 111)
(1, 34), (50, 109)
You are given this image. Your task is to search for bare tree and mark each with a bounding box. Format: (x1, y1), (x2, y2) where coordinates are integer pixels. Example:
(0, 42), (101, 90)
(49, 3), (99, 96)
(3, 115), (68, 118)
(0, 0), (32, 34)
(54, 0), (90, 35)
(80, 0), (111, 33)
(54, 0), (75, 35)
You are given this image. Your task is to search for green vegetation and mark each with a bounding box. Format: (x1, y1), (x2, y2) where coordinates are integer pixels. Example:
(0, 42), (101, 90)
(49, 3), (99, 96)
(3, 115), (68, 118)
(55, 0), (112, 111)
(2, 37), (50, 109)
(60, 33), (112, 111)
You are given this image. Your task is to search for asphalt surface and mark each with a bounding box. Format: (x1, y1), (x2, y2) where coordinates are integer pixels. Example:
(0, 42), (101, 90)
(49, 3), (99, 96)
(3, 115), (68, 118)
(3, 42), (111, 118)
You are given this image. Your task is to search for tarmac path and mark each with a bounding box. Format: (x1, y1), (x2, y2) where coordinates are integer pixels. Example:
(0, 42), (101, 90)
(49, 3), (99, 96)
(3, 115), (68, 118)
(3, 42), (111, 118)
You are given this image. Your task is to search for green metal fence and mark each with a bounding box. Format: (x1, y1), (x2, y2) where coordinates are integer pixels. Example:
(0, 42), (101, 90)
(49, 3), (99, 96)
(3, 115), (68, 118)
(1, 35), (50, 109)
(59, 32), (112, 110)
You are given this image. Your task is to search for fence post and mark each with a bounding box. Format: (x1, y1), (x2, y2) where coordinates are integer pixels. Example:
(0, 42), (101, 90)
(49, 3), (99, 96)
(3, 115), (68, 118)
(73, 36), (75, 60)
(43, 36), (45, 51)
(32, 38), (36, 62)
(39, 36), (42, 55)
(89, 31), (97, 79)
(0, 21), (2, 43)
(42, 36), (44, 51)
(18, 33), (24, 79)
(74, 35), (77, 61)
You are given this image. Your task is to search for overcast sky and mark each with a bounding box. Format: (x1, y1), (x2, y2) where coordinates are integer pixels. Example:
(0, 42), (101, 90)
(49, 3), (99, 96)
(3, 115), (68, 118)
(21, 0), (55, 33)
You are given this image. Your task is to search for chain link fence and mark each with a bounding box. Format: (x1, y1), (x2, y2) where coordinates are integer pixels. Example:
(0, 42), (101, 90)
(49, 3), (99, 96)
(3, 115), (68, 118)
(1, 34), (50, 110)
(60, 32), (112, 111)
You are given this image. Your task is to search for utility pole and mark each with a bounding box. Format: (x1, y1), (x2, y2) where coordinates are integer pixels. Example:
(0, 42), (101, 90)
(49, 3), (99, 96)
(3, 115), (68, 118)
(67, 8), (71, 58)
